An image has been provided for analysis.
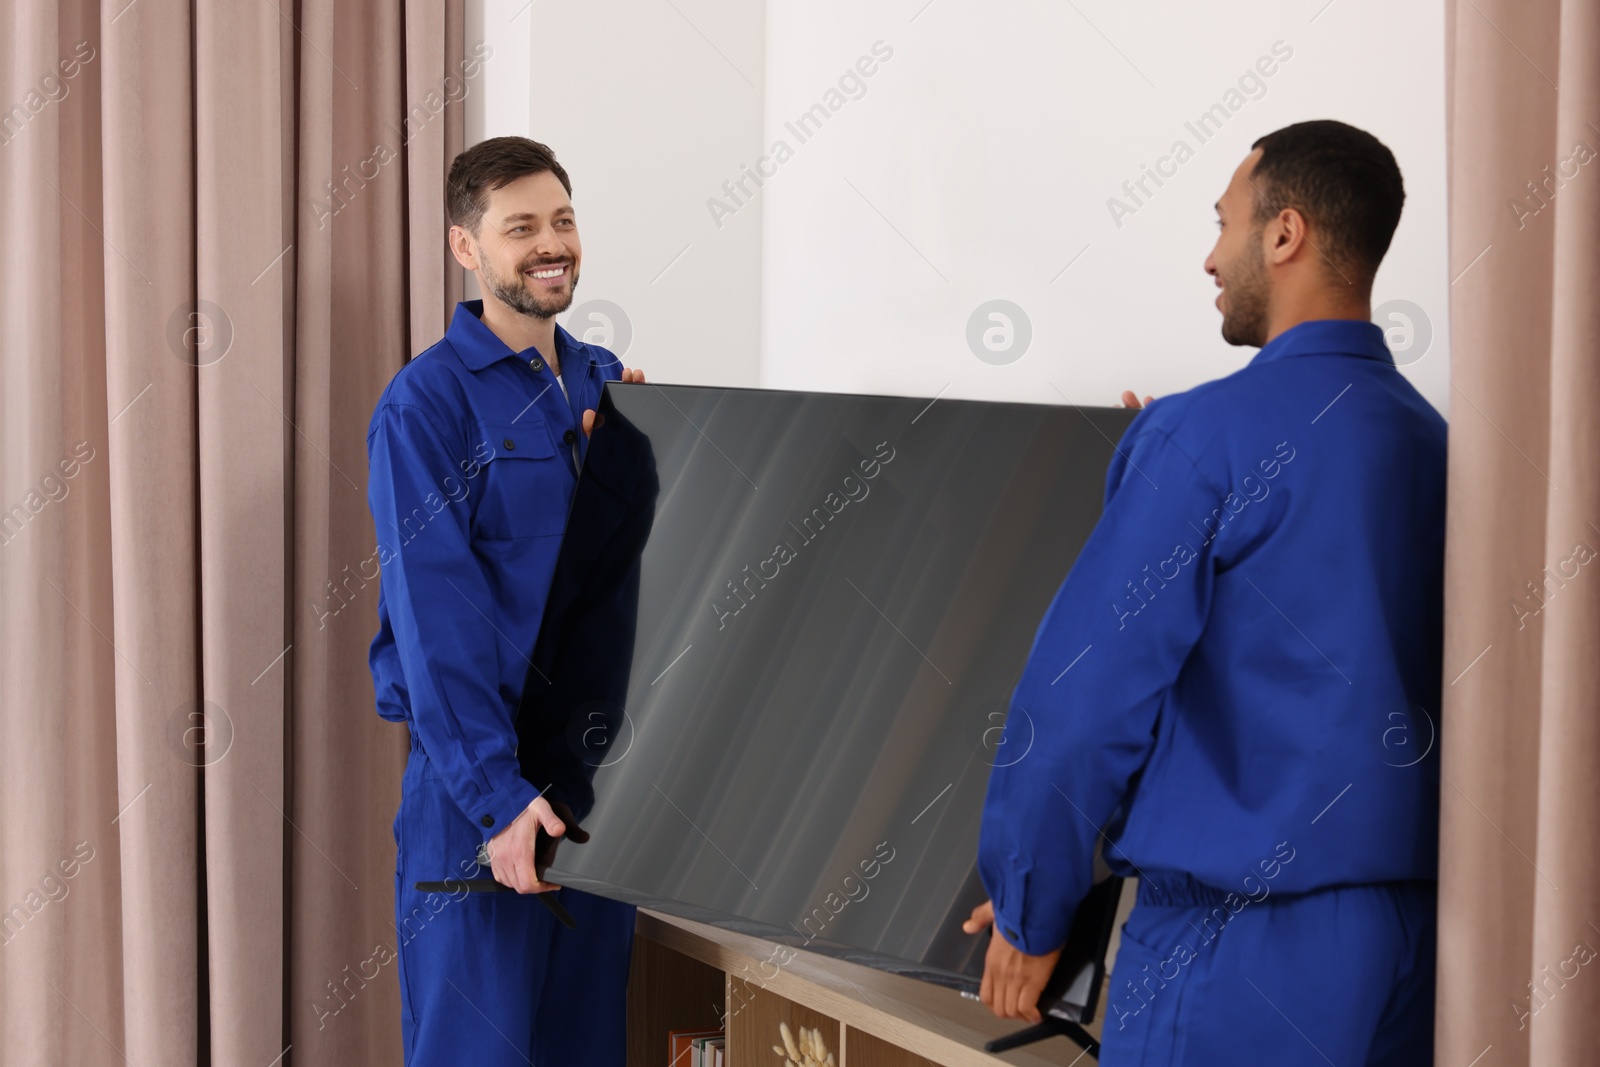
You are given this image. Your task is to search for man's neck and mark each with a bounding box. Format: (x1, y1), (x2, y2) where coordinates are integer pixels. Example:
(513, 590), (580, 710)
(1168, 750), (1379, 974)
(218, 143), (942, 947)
(1263, 290), (1371, 345)
(479, 295), (561, 375)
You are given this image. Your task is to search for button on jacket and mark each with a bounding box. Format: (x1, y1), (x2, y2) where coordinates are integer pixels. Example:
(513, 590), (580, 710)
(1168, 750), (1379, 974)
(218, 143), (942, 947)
(978, 319), (1448, 955)
(367, 299), (623, 842)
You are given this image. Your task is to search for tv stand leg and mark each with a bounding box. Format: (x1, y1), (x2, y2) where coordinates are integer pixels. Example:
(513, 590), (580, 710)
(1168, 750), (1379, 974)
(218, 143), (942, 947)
(983, 1018), (1099, 1057)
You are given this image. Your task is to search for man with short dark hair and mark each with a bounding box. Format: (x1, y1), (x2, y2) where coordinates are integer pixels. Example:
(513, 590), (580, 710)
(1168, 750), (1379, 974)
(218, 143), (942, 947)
(966, 120), (1444, 1063)
(367, 135), (642, 1065)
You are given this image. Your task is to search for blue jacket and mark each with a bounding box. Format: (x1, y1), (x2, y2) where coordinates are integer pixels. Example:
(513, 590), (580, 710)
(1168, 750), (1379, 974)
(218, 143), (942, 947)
(366, 299), (623, 842)
(978, 319), (1447, 955)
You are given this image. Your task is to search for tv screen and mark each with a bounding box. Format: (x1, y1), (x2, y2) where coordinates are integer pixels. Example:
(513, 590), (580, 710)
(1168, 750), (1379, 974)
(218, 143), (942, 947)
(518, 382), (1134, 1020)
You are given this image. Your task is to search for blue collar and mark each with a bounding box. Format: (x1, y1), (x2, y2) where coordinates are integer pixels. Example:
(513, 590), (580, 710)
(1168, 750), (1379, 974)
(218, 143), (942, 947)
(1248, 318), (1394, 367)
(444, 299), (591, 374)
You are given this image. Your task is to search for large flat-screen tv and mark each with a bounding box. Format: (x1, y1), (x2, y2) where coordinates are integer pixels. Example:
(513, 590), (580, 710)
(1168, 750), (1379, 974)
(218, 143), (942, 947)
(516, 382), (1134, 1026)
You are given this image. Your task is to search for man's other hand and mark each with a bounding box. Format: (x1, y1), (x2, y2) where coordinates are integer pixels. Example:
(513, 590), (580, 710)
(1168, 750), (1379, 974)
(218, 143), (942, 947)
(582, 366), (647, 436)
(534, 798), (589, 874)
(962, 899), (1063, 1024)
(1120, 390), (1155, 409)
(486, 796), (567, 893)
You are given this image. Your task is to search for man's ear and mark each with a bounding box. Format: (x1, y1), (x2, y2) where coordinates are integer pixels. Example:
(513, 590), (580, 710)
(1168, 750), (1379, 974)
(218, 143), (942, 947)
(1267, 209), (1304, 266)
(448, 226), (478, 271)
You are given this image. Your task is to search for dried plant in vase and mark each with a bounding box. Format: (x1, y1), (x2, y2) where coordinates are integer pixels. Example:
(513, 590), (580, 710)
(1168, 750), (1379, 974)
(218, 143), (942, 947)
(771, 1020), (834, 1067)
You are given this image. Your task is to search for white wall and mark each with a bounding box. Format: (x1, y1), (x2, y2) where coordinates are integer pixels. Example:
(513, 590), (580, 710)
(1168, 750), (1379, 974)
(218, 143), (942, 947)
(466, 0), (767, 386)
(468, 0), (1450, 413)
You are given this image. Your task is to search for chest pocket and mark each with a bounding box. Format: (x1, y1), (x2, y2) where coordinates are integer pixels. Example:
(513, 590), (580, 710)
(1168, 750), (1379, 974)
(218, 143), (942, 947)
(471, 419), (571, 539)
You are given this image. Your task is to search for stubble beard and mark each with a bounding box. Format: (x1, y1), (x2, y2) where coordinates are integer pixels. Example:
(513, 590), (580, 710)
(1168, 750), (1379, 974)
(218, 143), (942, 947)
(1220, 233), (1270, 349)
(480, 251), (579, 320)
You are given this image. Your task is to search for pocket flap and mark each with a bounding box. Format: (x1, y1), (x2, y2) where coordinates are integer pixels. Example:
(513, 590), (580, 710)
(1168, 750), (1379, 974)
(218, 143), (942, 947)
(477, 420), (556, 461)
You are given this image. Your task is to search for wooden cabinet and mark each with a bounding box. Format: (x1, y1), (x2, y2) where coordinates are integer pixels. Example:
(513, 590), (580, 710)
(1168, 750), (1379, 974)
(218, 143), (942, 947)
(625, 909), (1103, 1067)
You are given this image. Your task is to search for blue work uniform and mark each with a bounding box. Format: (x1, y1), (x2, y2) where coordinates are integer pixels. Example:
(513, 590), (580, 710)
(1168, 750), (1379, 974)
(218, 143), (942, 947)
(978, 320), (1446, 1065)
(366, 299), (636, 1067)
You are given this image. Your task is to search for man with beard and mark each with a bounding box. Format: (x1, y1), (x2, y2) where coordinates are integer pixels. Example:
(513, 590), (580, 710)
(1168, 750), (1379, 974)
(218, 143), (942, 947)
(965, 120), (1444, 1064)
(366, 136), (643, 1065)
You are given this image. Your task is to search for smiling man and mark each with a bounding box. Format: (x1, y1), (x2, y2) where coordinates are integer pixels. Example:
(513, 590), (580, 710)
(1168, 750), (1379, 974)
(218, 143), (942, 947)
(966, 120), (1445, 1064)
(366, 136), (643, 1066)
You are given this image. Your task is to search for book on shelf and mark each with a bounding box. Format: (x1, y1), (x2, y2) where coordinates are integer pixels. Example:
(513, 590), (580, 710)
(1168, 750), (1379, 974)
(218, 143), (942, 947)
(668, 1026), (723, 1067)
(693, 1033), (725, 1067)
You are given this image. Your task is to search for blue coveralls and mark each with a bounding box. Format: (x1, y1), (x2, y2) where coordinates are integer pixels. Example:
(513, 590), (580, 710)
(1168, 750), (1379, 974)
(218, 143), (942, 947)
(366, 299), (636, 1066)
(979, 320), (1446, 1065)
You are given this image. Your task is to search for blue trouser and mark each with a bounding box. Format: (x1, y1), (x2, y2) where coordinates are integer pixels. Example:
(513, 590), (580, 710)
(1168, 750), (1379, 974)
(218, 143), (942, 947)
(1099, 872), (1435, 1066)
(393, 733), (635, 1066)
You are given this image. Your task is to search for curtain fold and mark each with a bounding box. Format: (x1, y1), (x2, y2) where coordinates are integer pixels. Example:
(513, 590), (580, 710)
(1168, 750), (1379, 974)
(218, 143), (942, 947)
(0, 1), (467, 1063)
(1439, 0), (1600, 1062)
(405, 0), (468, 352)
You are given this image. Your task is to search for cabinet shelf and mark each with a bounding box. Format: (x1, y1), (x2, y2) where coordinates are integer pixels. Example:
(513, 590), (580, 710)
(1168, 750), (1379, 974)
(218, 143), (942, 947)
(626, 908), (1103, 1067)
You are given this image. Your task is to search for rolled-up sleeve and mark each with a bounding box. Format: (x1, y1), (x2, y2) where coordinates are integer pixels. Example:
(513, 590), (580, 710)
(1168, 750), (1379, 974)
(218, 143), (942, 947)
(978, 414), (1222, 955)
(367, 401), (539, 842)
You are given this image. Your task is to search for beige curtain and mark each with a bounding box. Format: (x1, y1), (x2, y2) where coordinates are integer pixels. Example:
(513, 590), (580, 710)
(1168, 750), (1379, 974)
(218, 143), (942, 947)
(1439, 0), (1600, 1063)
(0, 1), (466, 1063)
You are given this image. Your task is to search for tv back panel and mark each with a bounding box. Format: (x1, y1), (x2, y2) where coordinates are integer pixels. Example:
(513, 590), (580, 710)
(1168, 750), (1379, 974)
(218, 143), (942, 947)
(519, 382), (1134, 1021)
